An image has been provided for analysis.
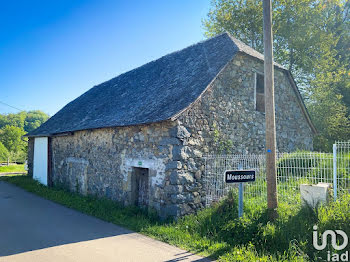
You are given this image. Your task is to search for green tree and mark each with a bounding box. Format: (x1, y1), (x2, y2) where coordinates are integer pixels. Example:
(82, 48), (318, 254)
(0, 142), (9, 162)
(0, 110), (48, 162)
(0, 110), (49, 133)
(0, 125), (27, 162)
(203, 0), (350, 151)
(24, 110), (49, 133)
(4, 111), (27, 129)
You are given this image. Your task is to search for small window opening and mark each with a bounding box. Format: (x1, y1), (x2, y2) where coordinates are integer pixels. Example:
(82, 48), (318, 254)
(255, 73), (265, 112)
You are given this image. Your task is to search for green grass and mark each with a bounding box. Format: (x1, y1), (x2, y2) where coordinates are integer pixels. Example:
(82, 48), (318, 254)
(1, 175), (349, 261)
(0, 164), (26, 173)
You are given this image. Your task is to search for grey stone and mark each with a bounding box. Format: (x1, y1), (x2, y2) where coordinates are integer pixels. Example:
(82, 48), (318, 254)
(192, 150), (202, 158)
(164, 204), (180, 217)
(194, 170), (202, 180)
(170, 171), (194, 185)
(176, 126), (191, 140)
(159, 137), (181, 146)
(165, 161), (182, 171)
(172, 146), (189, 161)
(185, 183), (201, 192)
(171, 194), (186, 204)
(164, 185), (184, 194)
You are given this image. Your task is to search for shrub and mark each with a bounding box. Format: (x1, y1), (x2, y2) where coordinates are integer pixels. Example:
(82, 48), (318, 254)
(277, 151), (327, 179)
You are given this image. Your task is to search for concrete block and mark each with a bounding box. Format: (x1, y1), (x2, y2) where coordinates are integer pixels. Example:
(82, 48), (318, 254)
(300, 183), (330, 208)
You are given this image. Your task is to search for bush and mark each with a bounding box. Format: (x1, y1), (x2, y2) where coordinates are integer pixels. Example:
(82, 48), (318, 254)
(277, 151), (329, 179)
(335, 153), (350, 180)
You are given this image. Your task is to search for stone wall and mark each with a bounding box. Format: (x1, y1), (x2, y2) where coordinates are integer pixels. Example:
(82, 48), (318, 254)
(49, 121), (200, 218)
(27, 137), (34, 177)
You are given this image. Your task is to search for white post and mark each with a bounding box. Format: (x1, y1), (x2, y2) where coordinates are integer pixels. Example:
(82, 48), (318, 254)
(333, 143), (337, 201)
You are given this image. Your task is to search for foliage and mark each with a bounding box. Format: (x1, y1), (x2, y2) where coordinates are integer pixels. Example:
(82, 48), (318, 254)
(0, 164), (26, 173)
(0, 125), (27, 162)
(23, 110), (50, 133)
(0, 110), (49, 162)
(203, 0), (350, 151)
(212, 124), (234, 154)
(277, 151), (323, 178)
(277, 151), (350, 181)
(0, 110), (49, 133)
(2, 175), (350, 261)
(0, 141), (9, 162)
(308, 52), (350, 151)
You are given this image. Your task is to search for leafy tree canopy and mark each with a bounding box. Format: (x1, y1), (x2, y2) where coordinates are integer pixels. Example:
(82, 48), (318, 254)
(0, 110), (49, 133)
(0, 125), (27, 153)
(0, 110), (49, 162)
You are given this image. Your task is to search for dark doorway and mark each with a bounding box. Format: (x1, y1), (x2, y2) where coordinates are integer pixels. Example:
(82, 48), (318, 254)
(132, 168), (149, 208)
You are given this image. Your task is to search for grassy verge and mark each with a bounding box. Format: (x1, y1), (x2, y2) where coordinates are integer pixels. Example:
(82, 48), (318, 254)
(1, 175), (349, 261)
(0, 164), (26, 173)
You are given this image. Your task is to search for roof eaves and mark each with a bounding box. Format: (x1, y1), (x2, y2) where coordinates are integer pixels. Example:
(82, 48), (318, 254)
(284, 71), (317, 134)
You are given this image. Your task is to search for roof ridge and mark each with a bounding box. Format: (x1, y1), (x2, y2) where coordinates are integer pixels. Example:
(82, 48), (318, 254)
(101, 33), (232, 87)
(224, 32), (286, 69)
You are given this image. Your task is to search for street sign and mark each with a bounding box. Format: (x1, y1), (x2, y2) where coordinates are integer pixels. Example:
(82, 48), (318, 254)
(224, 169), (256, 218)
(224, 170), (256, 183)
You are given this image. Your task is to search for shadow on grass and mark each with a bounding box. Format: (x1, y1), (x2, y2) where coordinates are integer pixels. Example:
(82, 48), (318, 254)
(178, 190), (321, 260)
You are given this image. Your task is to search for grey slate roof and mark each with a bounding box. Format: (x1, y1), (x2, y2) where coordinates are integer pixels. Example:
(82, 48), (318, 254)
(27, 33), (313, 137)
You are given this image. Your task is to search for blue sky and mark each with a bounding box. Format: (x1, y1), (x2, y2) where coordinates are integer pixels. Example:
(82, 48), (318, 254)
(0, 0), (211, 116)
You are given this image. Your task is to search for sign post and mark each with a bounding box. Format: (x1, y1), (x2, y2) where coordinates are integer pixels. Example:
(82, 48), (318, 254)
(224, 170), (256, 218)
(238, 183), (243, 217)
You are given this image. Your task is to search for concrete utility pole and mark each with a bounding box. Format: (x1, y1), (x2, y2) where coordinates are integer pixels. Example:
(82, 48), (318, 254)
(263, 0), (278, 219)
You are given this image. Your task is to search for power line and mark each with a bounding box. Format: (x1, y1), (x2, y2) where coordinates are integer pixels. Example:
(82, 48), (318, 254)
(0, 100), (24, 112)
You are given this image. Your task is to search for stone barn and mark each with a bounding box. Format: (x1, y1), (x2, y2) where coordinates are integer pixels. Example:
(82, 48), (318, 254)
(26, 33), (316, 218)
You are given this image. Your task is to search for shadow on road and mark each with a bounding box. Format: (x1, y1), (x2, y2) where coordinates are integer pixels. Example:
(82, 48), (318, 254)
(165, 251), (212, 262)
(0, 181), (132, 257)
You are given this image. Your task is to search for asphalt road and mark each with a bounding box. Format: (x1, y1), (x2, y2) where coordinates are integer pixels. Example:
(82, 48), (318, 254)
(0, 181), (211, 262)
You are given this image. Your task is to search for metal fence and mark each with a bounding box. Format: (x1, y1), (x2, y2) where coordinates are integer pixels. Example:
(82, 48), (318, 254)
(203, 142), (350, 206)
(333, 141), (350, 198)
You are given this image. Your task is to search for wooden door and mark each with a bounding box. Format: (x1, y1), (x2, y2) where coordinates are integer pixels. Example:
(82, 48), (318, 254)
(135, 168), (149, 208)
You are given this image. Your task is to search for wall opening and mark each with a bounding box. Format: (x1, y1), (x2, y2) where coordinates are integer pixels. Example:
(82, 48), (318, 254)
(255, 72), (265, 112)
(131, 167), (149, 208)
